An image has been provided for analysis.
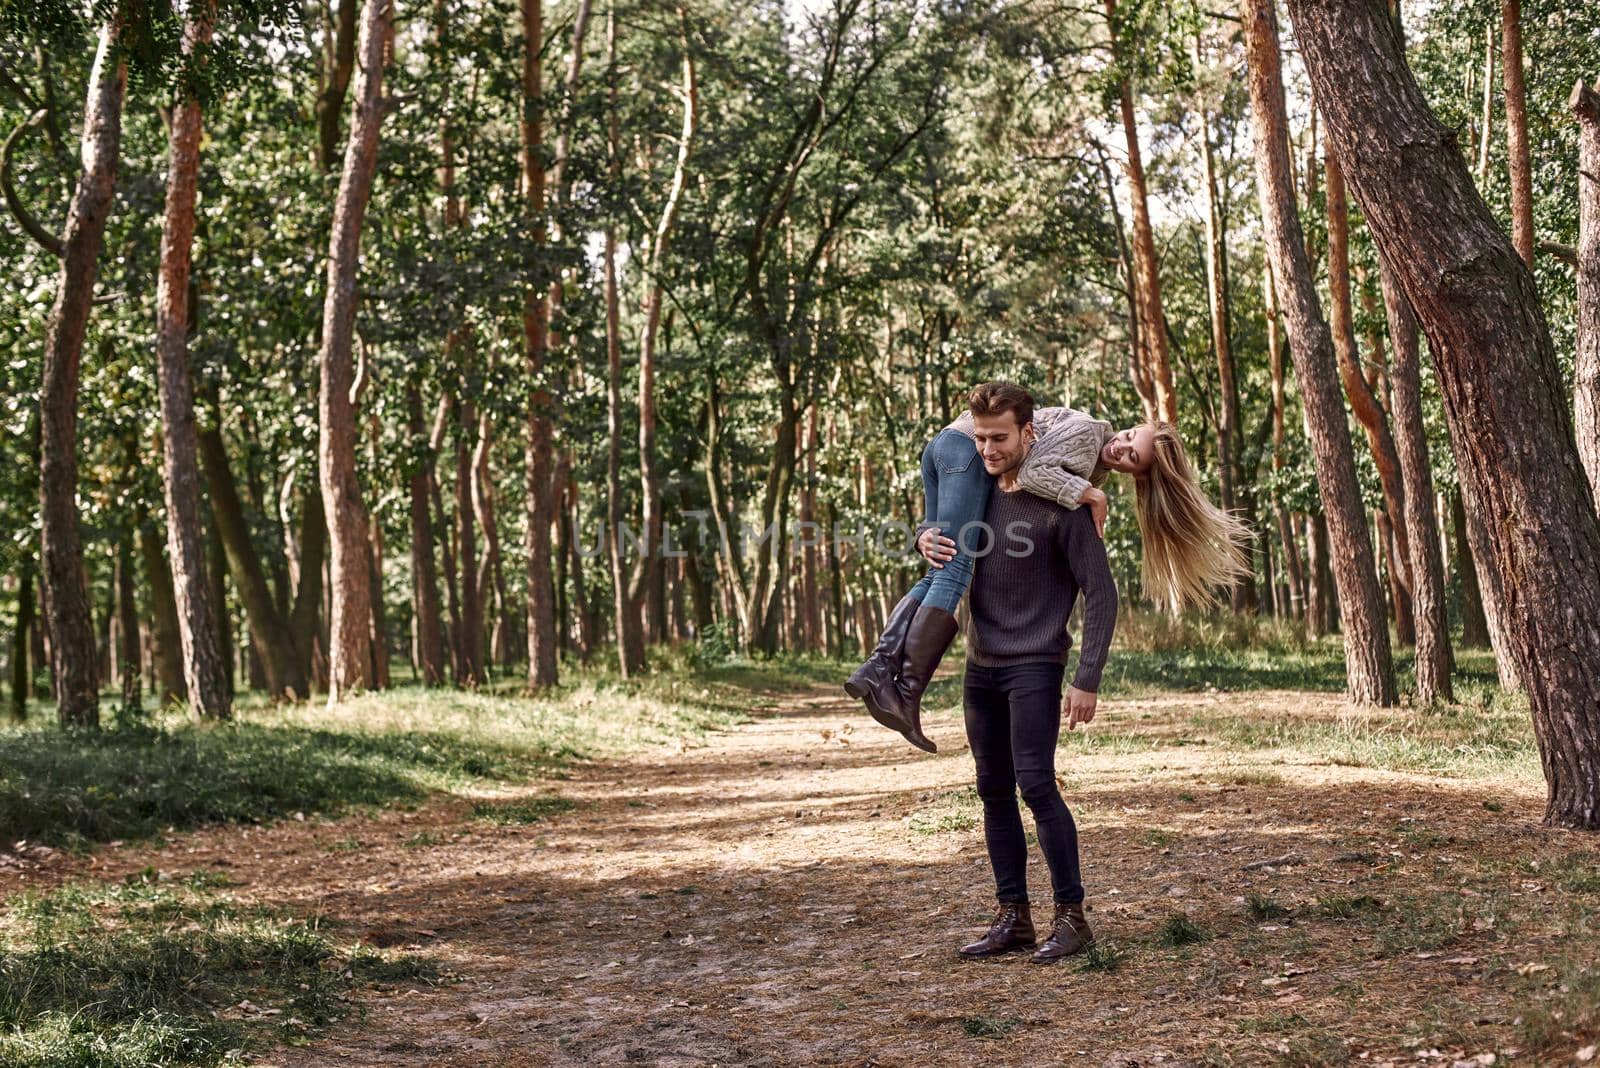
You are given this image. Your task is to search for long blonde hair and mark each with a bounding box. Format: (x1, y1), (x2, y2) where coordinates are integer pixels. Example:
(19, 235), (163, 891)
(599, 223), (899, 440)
(1132, 422), (1253, 613)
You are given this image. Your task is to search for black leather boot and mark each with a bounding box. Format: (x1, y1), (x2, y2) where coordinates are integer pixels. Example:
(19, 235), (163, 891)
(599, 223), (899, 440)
(876, 602), (958, 753)
(1030, 902), (1095, 963)
(959, 901), (1036, 958)
(843, 594), (920, 735)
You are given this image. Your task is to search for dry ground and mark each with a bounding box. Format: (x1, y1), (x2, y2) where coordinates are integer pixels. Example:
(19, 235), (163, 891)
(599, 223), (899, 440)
(5, 680), (1598, 1067)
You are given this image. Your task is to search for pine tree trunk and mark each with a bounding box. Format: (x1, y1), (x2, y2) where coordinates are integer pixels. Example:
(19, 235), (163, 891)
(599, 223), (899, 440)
(1451, 491), (1490, 648)
(1573, 81), (1600, 506)
(520, 0), (558, 688)
(1327, 153), (1415, 641)
(455, 400), (484, 684)
(139, 518), (186, 705)
(155, 3), (230, 719)
(1501, 0), (1534, 265)
(1265, 268), (1306, 622)
(11, 560), (34, 721)
(199, 425), (308, 698)
(1381, 269), (1454, 701)
(1242, 0), (1395, 705)
(316, 0), (391, 701)
(1286, 0), (1600, 827)
(1107, 0), (1177, 424)
(207, 516), (233, 700)
(406, 384), (446, 685)
(39, 21), (125, 728)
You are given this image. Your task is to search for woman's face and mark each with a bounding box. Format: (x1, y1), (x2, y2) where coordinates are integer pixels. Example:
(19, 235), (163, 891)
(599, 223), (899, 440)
(1100, 424), (1156, 475)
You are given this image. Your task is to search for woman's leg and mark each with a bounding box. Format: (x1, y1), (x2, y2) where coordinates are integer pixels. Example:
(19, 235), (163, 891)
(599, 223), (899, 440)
(918, 429), (994, 614)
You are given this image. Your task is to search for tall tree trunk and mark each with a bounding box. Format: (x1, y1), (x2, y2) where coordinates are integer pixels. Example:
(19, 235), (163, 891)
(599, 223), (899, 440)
(1476, 22), (1494, 179)
(471, 405), (508, 668)
(1265, 268), (1306, 622)
(1451, 491), (1490, 648)
(1286, 0), (1600, 827)
(1573, 81), (1600, 506)
(1501, 0), (1533, 265)
(11, 559), (34, 721)
(199, 425), (307, 698)
(139, 518), (186, 705)
(407, 384), (446, 685)
(1327, 152), (1415, 641)
(633, 9), (697, 650)
(1381, 269), (1454, 701)
(39, 21), (125, 728)
(1242, 0), (1395, 705)
(316, 0), (359, 173)
(604, 5), (644, 676)
(155, 2), (230, 719)
(288, 486), (327, 690)
(429, 404), (463, 681)
(206, 515), (233, 701)
(1107, 0), (1176, 424)
(520, 0), (559, 689)
(316, 0), (391, 701)
(455, 400), (484, 684)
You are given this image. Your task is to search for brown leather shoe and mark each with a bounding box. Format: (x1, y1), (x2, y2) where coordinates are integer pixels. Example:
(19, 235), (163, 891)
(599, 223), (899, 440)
(877, 603), (959, 753)
(1030, 903), (1094, 963)
(843, 594), (919, 735)
(958, 902), (1036, 958)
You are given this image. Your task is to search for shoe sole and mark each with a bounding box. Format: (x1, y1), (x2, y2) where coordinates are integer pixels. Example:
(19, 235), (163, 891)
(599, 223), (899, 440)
(958, 942), (1037, 959)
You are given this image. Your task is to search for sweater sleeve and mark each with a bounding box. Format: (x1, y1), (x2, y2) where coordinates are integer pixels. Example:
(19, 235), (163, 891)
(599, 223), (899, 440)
(1060, 506), (1118, 692)
(1018, 419), (1106, 509)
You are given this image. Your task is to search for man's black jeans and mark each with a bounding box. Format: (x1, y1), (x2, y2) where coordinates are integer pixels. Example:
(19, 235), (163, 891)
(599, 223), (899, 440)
(963, 660), (1085, 906)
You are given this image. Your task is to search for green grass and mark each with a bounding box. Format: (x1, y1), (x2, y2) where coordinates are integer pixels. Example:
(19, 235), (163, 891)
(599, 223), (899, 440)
(470, 795), (577, 825)
(1075, 939), (1127, 973)
(908, 787), (979, 835)
(1316, 893), (1384, 919)
(0, 868), (433, 1066)
(1245, 893), (1290, 921)
(1158, 912), (1210, 947)
(0, 662), (771, 850)
(959, 1015), (1020, 1038)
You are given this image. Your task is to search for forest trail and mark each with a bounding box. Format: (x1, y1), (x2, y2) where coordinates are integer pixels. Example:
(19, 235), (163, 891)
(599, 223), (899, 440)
(16, 678), (1576, 1066)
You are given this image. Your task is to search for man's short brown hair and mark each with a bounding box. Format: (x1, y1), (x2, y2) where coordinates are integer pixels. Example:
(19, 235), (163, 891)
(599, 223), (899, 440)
(968, 381), (1035, 429)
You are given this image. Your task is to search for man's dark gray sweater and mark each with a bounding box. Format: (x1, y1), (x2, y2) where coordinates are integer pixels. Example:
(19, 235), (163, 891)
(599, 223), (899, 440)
(963, 485), (1118, 692)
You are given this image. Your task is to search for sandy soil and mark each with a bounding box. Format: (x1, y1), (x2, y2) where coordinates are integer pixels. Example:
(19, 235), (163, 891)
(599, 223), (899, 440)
(6, 681), (1596, 1067)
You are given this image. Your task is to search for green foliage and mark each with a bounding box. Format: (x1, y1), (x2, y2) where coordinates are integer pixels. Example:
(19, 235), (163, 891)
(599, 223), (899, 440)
(470, 794), (576, 825)
(1157, 912), (1209, 947)
(1245, 893), (1290, 921)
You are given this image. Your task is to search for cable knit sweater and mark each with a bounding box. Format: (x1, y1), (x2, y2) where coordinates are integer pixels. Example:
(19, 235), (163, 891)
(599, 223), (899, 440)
(946, 406), (1114, 509)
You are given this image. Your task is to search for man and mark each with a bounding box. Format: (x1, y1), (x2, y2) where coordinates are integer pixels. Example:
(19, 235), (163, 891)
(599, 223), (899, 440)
(917, 381), (1117, 963)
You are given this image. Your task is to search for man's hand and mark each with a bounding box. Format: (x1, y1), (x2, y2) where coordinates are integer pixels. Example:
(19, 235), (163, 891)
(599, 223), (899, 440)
(1063, 686), (1098, 731)
(917, 527), (957, 568)
(1080, 486), (1108, 540)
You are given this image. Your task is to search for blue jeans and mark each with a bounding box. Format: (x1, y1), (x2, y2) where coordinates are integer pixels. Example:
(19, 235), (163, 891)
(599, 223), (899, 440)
(906, 429), (995, 613)
(964, 661), (1085, 906)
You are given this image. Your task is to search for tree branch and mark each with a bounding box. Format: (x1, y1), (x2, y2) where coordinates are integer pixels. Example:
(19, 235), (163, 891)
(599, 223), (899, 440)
(2, 109), (62, 258)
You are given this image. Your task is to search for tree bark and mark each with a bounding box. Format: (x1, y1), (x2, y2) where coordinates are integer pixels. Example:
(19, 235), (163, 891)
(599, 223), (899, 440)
(1380, 269), (1453, 701)
(1451, 490), (1490, 648)
(1265, 267), (1306, 622)
(1573, 81), (1600, 507)
(455, 400), (484, 684)
(471, 404), (509, 668)
(520, 0), (559, 689)
(155, 1), (230, 719)
(1286, 0), (1600, 827)
(316, 0), (391, 701)
(139, 517), (186, 705)
(1107, 0), (1176, 424)
(39, 21), (125, 728)
(633, 9), (697, 650)
(11, 559), (34, 721)
(316, 0), (359, 173)
(1501, 0), (1533, 265)
(199, 424), (308, 698)
(207, 514), (233, 701)
(1326, 152), (1415, 641)
(1242, 0), (1395, 705)
(406, 383), (446, 685)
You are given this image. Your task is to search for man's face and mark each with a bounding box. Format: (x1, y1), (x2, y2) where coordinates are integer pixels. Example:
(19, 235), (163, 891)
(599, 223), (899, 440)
(972, 410), (1032, 477)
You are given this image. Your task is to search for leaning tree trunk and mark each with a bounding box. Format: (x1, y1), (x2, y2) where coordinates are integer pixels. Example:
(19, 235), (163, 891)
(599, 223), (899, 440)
(199, 424), (308, 699)
(155, 1), (230, 720)
(1573, 81), (1600, 507)
(1380, 270), (1453, 702)
(1327, 152), (1414, 642)
(316, 0), (391, 702)
(1285, 0), (1600, 828)
(1451, 491), (1490, 648)
(1501, 0), (1534, 266)
(520, 0), (559, 688)
(39, 21), (126, 728)
(1242, 0), (1395, 706)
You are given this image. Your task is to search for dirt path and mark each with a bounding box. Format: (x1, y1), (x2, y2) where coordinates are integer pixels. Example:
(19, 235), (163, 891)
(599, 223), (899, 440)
(12, 680), (1590, 1066)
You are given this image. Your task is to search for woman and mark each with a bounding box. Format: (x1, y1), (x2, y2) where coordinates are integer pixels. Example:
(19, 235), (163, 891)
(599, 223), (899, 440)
(844, 384), (1250, 752)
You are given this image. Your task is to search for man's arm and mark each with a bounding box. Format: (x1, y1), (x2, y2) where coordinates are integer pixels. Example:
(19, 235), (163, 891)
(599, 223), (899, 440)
(1061, 506), (1118, 695)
